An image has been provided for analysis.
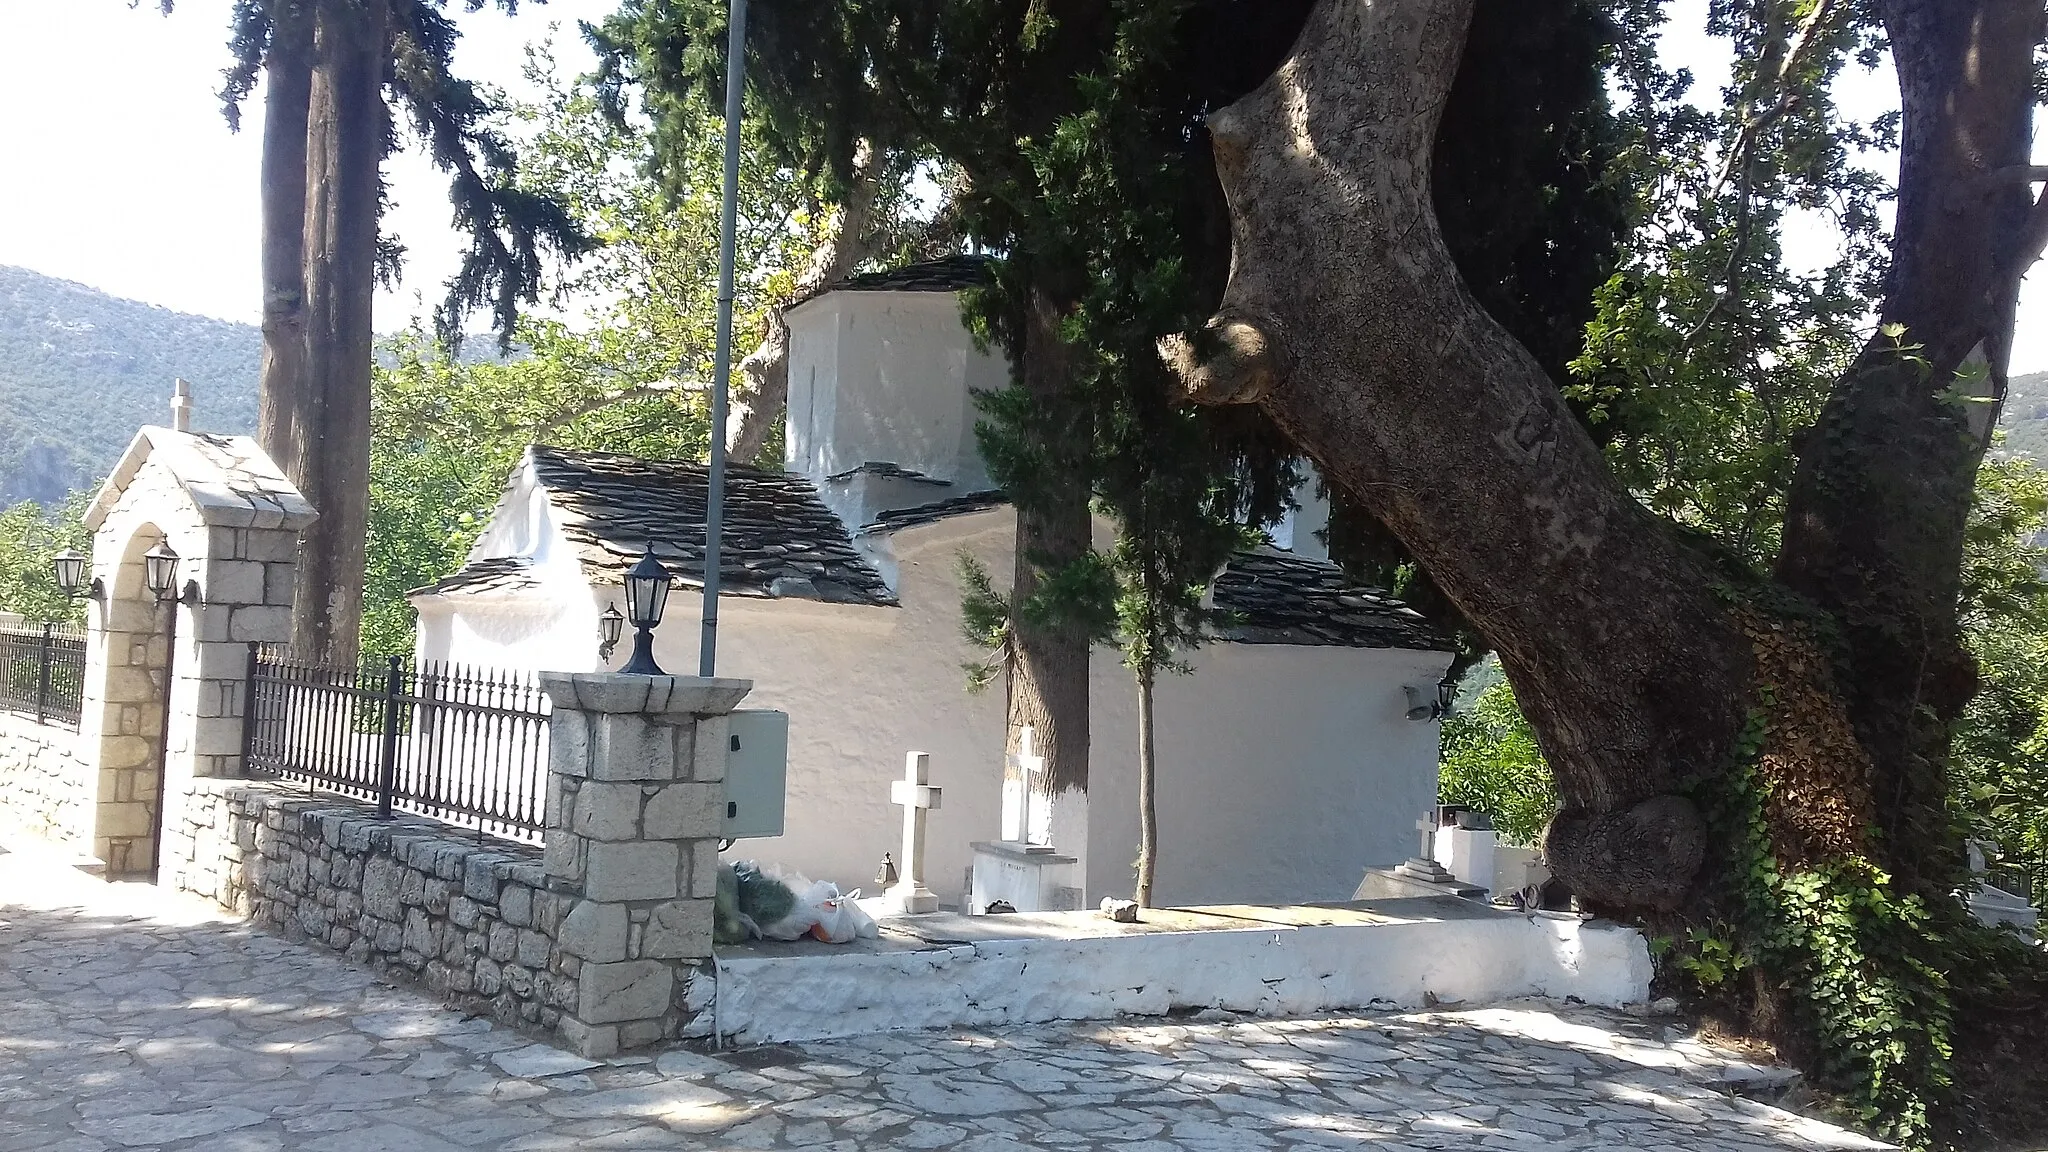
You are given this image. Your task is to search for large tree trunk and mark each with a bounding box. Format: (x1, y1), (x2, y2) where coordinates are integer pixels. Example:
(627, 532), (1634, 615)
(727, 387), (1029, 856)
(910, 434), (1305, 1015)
(1162, 0), (1755, 910)
(1775, 0), (2047, 903)
(256, 0), (314, 483)
(1167, 0), (2048, 1133)
(1007, 284), (1094, 799)
(294, 0), (386, 667)
(725, 142), (885, 465)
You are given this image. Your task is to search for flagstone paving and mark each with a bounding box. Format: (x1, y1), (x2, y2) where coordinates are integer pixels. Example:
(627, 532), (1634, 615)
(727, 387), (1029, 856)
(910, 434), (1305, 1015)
(0, 845), (1890, 1151)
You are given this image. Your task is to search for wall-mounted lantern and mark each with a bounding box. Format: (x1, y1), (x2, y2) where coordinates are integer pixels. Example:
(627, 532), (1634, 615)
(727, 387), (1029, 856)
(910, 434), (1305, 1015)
(51, 548), (99, 601)
(143, 542), (182, 602)
(1404, 681), (1457, 722)
(597, 603), (625, 664)
(620, 544), (673, 676)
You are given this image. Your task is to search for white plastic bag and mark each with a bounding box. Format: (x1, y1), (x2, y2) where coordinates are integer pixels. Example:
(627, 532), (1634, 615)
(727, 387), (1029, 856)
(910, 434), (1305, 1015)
(751, 866), (824, 941)
(804, 881), (881, 943)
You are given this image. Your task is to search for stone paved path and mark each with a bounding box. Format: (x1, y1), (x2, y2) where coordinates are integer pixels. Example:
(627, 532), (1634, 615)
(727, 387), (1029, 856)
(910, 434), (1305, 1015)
(0, 845), (1891, 1151)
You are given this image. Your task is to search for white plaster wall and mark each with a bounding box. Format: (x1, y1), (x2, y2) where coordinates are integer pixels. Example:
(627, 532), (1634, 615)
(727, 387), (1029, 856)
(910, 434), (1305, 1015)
(1087, 642), (1454, 908)
(690, 912), (1653, 1045)
(784, 292), (1005, 492)
(420, 504), (1449, 910)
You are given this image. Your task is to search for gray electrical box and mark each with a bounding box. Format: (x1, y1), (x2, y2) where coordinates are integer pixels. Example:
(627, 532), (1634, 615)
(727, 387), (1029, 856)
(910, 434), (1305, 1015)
(721, 709), (788, 839)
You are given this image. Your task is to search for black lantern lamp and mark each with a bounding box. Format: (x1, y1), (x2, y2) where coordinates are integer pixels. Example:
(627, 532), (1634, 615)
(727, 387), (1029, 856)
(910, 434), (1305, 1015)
(143, 541), (181, 602)
(52, 548), (94, 600)
(619, 544), (672, 675)
(597, 604), (625, 663)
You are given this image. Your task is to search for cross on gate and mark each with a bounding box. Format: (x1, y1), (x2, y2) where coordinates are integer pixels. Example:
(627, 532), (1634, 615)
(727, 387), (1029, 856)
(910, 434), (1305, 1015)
(889, 751), (943, 914)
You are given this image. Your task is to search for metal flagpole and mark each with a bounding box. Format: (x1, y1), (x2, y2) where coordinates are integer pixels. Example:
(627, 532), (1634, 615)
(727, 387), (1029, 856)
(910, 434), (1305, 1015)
(701, 0), (747, 677)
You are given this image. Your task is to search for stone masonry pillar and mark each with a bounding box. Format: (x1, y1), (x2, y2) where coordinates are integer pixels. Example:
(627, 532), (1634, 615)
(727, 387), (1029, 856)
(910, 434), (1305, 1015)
(539, 673), (749, 1058)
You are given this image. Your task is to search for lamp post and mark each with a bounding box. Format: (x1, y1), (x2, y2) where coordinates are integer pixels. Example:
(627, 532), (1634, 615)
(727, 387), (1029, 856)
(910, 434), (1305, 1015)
(699, 0), (748, 678)
(620, 545), (674, 676)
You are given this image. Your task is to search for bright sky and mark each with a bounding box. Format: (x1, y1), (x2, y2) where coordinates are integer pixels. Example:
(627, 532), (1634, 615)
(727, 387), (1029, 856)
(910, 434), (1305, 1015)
(0, 0), (2042, 372)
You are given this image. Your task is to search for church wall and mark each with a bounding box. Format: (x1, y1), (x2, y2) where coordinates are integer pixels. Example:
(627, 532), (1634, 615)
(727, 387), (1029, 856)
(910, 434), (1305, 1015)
(419, 503), (1451, 911)
(785, 292), (1003, 494)
(1086, 642), (1454, 908)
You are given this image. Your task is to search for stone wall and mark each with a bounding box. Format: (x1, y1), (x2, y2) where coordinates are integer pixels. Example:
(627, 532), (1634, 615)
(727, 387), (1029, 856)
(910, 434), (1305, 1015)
(0, 712), (93, 848)
(166, 780), (583, 1037)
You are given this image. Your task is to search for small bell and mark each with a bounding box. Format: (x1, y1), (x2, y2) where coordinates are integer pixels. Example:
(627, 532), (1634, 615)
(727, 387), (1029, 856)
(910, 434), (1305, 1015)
(876, 852), (899, 888)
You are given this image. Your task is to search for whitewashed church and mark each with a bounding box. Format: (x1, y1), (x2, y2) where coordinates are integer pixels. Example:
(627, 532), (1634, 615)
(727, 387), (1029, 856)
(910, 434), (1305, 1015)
(411, 257), (1455, 911)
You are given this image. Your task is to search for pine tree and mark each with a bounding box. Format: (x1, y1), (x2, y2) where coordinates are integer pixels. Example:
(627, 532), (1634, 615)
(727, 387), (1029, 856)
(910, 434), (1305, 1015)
(185, 0), (588, 664)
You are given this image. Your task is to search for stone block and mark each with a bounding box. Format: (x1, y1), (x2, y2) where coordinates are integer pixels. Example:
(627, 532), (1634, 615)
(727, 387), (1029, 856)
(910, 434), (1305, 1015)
(642, 782), (721, 840)
(556, 899), (628, 964)
(571, 782), (644, 842)
(547, 713), (592, 780)
(488, 922), (518, 962)
(542, 833), (584, 885)
(619, 1019), (667, 1049)
(688, 715), (728, 783)
(263, 563), (295, 607)
(689, 840), (719, 899)
(516, 928), (551, 968)
(464, 853), (506, 901)
(500, 884), (533, 928)
(229, 605), (291, 643)
(556, 1016), (619, 1060)
(576, 960), (673, 1025)
(243, 528), (300, 563)
(205, 559), (266, 605)
(584, 841), (679, 903)
(640, 899), (713, 960)
(589, 715), (678, 782)
(363, 856), (405, 921)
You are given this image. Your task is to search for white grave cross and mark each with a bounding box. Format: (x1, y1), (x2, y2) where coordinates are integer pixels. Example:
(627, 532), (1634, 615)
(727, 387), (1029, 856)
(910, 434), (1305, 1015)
(1000, 726), (1054, 849)
(888, 751), (944, 914)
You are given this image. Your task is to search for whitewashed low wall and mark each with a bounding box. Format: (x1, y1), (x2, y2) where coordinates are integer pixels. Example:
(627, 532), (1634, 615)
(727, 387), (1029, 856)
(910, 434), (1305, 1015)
(686, 911), (1652, 1046)
(0, 711), (93, 849)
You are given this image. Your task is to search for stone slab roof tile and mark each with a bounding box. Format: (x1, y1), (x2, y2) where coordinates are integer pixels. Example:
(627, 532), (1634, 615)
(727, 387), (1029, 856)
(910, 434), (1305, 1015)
(829, 254), (994, 294)
(408, 556), (540, 599)
(1211, 550), (1454, 652)
(529, 446), (897, 607)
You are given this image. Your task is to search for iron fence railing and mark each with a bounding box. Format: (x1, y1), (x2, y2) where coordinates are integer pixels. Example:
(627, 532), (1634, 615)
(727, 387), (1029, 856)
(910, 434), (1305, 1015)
(243, 645), (551, 842)
(1985, 865), (2033, 902)
(0, 621), (86, 729)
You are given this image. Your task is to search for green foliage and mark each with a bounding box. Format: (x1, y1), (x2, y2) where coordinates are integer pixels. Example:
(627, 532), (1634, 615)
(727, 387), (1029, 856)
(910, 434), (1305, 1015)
(955, 552), (1012, 694)
(1568, 0), (1891, 564)
(1438, 671), (1559, 847)
(1690, 714), (1957, 1148)
(362, 61), (817, 654)
(1950, 454), (2048, 901)
(0, 265), (259, 505)
(0, 494), (90, 626)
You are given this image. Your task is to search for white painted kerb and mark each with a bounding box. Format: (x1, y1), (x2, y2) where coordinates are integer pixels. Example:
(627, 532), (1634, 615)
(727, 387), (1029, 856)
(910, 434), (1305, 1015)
(686, 911), (1651, 1046)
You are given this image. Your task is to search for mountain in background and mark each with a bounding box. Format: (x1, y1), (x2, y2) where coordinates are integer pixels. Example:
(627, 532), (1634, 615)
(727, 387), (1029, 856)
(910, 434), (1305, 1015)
(0, 265), (259, 505)
(1995, 371), (2048, 462)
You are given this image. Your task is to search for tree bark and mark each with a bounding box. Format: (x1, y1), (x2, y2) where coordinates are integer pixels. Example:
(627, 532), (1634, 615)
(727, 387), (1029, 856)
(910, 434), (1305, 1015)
(725, 141), (885, 465)
(295, 0), (386, 667)
(1135, 664), (1157, 907)
(256, 0), (314, 484)
(1774, 0), (2047, 901)
(1007, 284), (1095, 798)
(1162, 0), (1753, 909)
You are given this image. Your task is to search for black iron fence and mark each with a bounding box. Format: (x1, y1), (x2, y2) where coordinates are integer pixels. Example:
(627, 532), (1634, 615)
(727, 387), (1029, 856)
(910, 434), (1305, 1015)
(0, 621), (86, 729)
(243, 645), (551, 841)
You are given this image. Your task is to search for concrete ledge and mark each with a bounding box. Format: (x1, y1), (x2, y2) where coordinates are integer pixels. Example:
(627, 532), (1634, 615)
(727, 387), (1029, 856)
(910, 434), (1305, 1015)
(685, 900), (1651, 1046)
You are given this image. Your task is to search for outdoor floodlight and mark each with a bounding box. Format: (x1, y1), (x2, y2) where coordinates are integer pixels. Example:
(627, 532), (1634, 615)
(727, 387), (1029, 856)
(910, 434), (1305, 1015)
(51, 548), (88, 598)
(143, 541), (181, 602)
(598, 603), (625, 663)
(620, 544), (673, 676)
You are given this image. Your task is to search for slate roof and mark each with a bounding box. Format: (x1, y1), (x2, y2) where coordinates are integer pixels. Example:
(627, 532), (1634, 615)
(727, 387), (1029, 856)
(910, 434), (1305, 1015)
(524, 446), (897, 607)
(829, 254), (995, 294)
(1211, 550), (1452, 651)
(826, 461), (952, 485)
(855, 491), (1010, 537)
(409, 556), (538, 598)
